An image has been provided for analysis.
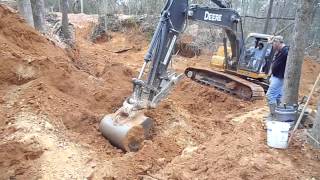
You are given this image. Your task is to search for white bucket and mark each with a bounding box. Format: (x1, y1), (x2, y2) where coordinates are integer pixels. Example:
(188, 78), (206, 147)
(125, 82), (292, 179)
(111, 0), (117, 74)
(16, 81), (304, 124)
(266, 120), (291, 149)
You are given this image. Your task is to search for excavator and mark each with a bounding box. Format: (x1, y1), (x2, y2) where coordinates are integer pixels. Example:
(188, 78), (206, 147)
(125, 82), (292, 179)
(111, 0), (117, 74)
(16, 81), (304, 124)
(100, 0), (281, 152)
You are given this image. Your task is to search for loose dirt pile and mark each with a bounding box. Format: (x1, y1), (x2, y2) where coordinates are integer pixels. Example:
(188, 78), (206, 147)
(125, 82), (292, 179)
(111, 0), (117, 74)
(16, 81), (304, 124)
(300, 56), (320, 107)
(1, 5), (320, 179)
(0, 5), (132, 178)
(154, 112), (320, 180)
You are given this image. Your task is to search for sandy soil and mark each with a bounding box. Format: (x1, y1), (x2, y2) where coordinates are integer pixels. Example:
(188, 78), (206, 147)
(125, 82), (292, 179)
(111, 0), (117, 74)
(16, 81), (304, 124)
(0, 5), (320, 180)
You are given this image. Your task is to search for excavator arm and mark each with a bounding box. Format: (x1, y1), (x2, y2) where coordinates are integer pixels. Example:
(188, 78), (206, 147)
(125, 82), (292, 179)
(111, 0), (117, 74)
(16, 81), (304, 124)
(130, 0), (242, 111)
(100, 0), (243, 152)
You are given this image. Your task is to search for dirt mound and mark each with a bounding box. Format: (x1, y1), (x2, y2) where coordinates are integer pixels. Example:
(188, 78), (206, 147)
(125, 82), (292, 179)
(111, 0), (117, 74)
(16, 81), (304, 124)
(0, 5), (133, 178)
(300, 57), (320, 106)
(154, 114), (320, 179)
(173, 80), (248, 115)
(0, 112), (96, 179)
(0, 5), (52, 86)
(176, 35), (201, 58)
(86, 81), (250, 179)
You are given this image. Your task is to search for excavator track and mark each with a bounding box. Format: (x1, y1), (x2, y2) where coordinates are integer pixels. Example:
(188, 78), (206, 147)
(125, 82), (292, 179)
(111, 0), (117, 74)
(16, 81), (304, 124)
(185, 67), (265, 100)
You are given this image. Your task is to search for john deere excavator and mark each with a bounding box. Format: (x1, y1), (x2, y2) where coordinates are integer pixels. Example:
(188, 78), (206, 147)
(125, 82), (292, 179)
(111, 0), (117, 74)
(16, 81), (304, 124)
(100, 0), (281, 152)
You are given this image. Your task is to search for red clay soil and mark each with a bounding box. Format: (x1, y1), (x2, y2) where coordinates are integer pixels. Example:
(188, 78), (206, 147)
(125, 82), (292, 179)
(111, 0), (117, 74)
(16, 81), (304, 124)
(300, 57), (320, 107)
(0, 5), (320, 179)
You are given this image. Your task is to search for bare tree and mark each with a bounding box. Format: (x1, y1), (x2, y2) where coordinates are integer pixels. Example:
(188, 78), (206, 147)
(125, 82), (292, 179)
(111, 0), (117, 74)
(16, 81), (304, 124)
(282, 0), (317, 105)
(272, 0), (286, 34)
(60, 0), (71, 40)
(90, 0), (116, 42)
(17, 0), (34, 27)
(263, 0), (274, 34)
(98, 0), (107, 30)
(30, 0), (46, 33)
(80, 0), (84, 13)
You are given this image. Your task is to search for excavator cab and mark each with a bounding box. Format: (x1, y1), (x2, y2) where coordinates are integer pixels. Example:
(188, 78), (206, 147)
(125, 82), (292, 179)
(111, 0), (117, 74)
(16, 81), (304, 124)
(203, 33), (281, 99)
(237, 33), (276, 80)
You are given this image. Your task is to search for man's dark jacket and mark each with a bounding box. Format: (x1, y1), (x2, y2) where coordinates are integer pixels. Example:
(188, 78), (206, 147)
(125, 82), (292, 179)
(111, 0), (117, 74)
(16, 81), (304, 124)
(272, 46), (289, 79)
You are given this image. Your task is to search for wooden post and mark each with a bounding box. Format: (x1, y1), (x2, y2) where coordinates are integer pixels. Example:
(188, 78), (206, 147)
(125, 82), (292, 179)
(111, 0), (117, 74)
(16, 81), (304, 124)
(281, 0), (316, 105)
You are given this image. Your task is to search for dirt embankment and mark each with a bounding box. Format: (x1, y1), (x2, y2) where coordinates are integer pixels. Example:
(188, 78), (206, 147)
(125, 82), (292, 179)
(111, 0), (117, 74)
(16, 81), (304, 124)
(0, 5), (132, 178)
(0, 5), (320, 179)
(0, 5), (242, 178)
(153, 113), (320, 180)
(300, 56), (320, 106)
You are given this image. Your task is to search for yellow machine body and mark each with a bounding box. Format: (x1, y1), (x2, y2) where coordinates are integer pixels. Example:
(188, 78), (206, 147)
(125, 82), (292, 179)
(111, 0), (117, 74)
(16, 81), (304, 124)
(236, 69), (268, 79)
(210, 46), (230, 69)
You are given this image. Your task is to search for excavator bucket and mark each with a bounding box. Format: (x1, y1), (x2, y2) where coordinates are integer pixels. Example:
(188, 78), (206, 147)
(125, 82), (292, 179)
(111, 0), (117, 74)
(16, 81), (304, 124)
(100, 111), (154, 152)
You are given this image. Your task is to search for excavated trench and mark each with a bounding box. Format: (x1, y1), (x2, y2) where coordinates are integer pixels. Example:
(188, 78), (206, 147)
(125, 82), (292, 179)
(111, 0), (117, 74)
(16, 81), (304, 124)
(0, 6), (250, 178)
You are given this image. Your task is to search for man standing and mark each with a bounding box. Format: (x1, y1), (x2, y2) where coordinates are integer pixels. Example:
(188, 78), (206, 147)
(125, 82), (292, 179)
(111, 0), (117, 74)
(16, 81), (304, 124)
(266, 37), (289, 118)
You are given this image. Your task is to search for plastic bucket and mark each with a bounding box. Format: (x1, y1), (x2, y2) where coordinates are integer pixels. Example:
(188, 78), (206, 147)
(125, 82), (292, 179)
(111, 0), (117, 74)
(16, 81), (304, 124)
(266, 120), (291, 149)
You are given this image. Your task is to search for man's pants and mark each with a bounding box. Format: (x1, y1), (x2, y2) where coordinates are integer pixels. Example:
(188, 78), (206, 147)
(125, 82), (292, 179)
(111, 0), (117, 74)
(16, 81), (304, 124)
(266, 75), (284, 105)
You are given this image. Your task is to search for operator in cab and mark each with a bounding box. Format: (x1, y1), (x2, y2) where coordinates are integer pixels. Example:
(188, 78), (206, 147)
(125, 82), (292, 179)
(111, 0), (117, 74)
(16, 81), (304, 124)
(266, 37), (289, 119)
(247, 42), (265, 70)
(254, 42), (265, 59)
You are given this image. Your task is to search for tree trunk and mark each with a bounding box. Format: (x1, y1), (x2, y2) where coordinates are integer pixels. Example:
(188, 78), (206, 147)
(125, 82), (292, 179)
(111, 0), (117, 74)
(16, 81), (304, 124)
(310, 100), (320, 148)
(17, 0), (34, 27)
(58, 0), (61, 12)
(240, 0), (249, 35)
(281, 0), (316, 105)
(80, 0), (84, 13)
(60, 0), (70, 40)
(98, 0), (108, 30)
(30, 0), (46, 33)
(90, 0), (109, 42)
(274, 0), (287, 34)
(263, 0), (274, 34)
